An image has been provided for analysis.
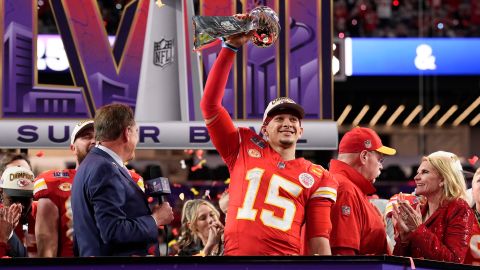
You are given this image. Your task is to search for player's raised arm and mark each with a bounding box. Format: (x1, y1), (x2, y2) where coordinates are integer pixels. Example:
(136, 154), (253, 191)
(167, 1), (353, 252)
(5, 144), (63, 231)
(200, 16), (253, 164)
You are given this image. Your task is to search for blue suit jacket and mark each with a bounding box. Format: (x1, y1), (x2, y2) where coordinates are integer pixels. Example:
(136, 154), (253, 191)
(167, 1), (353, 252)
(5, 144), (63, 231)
(71, 147), (158, 256)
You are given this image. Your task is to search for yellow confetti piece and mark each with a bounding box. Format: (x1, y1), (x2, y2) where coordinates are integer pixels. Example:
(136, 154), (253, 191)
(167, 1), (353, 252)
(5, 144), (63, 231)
(179, 193), (185, 201)
(224, 178), (231, 184)
(168, 239), (177, 247)
(190, 187), (199, 196)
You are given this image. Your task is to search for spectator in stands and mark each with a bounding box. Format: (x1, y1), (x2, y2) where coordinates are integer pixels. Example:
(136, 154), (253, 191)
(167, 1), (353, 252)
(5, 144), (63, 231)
(177, 199), (224, 256)
(329, 126), (396, 255)
(392, 151), (479, 263)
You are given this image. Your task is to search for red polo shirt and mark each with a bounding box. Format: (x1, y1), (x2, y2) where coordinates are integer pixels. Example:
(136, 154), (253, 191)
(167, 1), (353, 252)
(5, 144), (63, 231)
(329, 159), (389, 255)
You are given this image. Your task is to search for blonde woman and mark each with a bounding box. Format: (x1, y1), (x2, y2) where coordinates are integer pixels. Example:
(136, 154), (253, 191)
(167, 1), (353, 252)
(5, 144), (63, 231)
(392, 151), (479, 263)
(177, 199), (224, 256)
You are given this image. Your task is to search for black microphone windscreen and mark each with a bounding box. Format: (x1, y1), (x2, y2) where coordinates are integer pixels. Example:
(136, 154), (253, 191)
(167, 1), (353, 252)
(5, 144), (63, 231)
(150, 165), (163, 178)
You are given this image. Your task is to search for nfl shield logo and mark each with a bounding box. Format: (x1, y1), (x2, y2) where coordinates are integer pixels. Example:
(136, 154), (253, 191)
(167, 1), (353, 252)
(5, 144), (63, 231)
(341, 205), (351, 216)
(153, 38), (174, 67)
(364, 139), (372, 149)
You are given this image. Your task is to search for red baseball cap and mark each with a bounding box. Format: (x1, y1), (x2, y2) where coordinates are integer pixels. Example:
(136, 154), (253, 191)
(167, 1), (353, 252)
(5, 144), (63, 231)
(339, 127), (396, 155)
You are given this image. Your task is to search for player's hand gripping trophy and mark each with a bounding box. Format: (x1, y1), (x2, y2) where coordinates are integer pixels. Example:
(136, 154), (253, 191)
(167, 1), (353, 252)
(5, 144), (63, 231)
(192, 6), (280, 50)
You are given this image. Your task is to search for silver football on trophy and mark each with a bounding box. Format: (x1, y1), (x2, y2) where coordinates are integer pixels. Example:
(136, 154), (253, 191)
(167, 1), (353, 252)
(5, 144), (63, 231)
(192, 6), (280, 51)
(248, 6), (280, 48)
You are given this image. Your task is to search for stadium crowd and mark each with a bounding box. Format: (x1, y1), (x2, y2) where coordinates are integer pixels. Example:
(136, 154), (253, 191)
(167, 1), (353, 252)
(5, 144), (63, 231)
(334, 0), (480, 37)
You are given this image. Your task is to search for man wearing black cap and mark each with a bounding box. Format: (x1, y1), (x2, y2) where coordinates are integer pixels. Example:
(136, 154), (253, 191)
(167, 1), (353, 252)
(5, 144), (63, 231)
(200, 30), (337, 255)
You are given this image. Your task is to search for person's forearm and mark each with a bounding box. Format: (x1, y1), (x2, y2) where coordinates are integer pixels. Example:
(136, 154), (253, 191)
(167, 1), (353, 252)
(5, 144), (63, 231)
(200, 48), (236, 122)
(35, 198), (59, 257)
(309, 237), (331, 255)
(36, 234), (57, 257)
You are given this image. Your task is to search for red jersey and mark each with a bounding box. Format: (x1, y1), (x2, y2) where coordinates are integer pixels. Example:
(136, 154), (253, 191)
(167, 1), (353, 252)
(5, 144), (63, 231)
(201, 48), (337, 255)
(34, 169), (76, 257)
(220, 128), (337, 255)
(33, 169), (144, 257)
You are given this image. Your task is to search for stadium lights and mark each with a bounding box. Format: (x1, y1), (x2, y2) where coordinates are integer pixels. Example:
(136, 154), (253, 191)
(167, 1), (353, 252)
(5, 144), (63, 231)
(436, 105), (458, 127)
(386, 105), (405, 126)
(369, 105), (387, 127)
(402, 105), (422, 127)
(470, 113), (480, 126)
(352, 105), (369, 127)
(420, 105), (440, 126)
(337, 105), (352, 126)
(453, 96), (480, 126)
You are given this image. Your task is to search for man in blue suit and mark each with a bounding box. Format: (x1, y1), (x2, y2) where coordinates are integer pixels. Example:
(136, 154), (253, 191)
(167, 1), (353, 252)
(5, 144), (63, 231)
(71, 103), (174, 256)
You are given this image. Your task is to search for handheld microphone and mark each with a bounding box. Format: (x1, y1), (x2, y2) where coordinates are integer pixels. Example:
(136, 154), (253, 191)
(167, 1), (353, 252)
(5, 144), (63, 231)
(145, 165), (171, 204)
(145, 165), (171, 256)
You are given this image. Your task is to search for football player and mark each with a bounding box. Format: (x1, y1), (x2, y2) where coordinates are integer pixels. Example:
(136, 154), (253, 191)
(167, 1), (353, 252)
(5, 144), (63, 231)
(200, 17), (338, 255)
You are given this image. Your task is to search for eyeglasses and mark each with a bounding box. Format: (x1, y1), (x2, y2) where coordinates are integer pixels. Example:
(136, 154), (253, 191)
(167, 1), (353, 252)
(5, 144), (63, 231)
(368, 151), (385, 164)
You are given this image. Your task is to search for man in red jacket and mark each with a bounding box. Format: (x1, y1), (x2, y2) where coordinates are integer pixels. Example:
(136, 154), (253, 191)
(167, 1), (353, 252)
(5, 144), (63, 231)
(329, 127), (396, 255)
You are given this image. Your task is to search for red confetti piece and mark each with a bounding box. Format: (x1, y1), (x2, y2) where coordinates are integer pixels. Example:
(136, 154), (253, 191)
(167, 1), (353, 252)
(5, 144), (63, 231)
(173, 183), (182, 188)
(36, 151), (45, 157)
(172, 228), (179, 236)
(147, 197), (154, 203)
(191, 159), (206, 172)
(468, 155), (479, 166)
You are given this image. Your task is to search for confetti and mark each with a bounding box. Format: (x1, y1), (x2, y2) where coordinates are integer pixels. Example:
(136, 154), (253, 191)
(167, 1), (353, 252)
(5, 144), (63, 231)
(173, 183), (182, 188)
(172, 228), (179, 236)
(224, 178), (231, 184)
(191, 159), (206, 172)
(468, 155), (479, 166)
(168, 239), (177, 247)
(180, 160), (186, 169)
(190, 187), (199, 196)
(204, 190), (211, 200)
(184, 149), (194, 155)
(179, 193), (185, 201)
(155, 0), (165, 8)
(147, 197), (154, 203)
(36, 151), (45, 158)
(195, 149), (205, 159)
